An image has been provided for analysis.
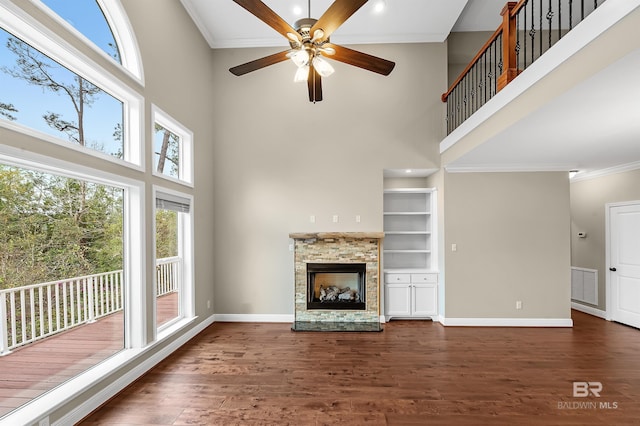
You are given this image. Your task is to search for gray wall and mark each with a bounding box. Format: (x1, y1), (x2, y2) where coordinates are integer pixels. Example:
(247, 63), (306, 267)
(570, 168), (640, 311)
(444, 172), (571, 319)
(210, 43), (447, 315)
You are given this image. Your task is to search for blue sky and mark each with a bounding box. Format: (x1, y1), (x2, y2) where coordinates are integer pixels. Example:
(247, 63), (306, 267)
(0, 1), (123, 157)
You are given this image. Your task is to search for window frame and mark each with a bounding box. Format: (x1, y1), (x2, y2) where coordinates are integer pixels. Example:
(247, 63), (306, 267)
(151, 105), (194, 186)
(0, 0), (144, 170)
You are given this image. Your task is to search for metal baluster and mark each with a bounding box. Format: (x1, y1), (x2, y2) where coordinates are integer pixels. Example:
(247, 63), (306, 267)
(524, 3), (527, 69)
(539, 0), (543, 58)
(558, 0), (562, 42)
(581, 0), (584, 20)
(548, 0), (553, 49)
(569, 0), (573, 29)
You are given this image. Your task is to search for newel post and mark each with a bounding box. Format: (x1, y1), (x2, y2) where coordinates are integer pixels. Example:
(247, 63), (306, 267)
(497, 1), (518, 92)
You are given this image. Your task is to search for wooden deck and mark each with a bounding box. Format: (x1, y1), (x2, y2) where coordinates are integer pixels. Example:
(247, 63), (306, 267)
(0, 292), (178, 417)
(82, 310), (640, 425)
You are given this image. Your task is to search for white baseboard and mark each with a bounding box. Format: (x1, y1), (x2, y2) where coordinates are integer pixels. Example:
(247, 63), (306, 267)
(572, 302), (607, 319)
(440, 317), (573, 327)
(54, 314), (216, 426)
(213, 313), (294, 323)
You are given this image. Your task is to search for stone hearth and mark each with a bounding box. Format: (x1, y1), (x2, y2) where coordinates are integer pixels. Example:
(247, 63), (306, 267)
(289, 232), (383, 331)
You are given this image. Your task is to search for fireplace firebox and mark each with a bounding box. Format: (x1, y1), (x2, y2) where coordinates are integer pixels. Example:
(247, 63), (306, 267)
(307, 263), (366, 310)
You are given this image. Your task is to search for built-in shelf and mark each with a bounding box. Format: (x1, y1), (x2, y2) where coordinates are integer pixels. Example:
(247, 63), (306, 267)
(383, 188), (436, 271)
(383, 187), (439, 320)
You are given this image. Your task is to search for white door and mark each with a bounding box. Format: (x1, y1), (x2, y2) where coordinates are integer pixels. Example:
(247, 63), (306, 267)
(609, 203), (640, 329)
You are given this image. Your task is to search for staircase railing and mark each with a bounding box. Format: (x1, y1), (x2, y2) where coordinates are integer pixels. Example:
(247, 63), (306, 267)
(442, 0), (606, 135)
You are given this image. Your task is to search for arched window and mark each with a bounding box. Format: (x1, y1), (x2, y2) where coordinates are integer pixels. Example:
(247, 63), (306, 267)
(34, 0), (143, 82)
(0, 0), (143, 166)
(40, 0), (122, 62)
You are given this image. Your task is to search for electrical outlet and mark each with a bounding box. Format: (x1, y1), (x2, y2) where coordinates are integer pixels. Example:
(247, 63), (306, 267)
(452, 243), (457, 252)
(516, 301), (522, 310)
(207, 300), (211, 309)
(309, 215), (316, 223)
(332, 215), (339, 223)
(355, 215), (361, 223)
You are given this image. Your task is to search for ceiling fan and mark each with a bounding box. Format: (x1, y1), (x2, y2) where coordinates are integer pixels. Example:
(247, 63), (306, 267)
(229, 0), (396, 103)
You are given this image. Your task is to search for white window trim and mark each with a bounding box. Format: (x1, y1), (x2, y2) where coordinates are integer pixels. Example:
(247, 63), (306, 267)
(29, 0), (144, 85)
(0, 0), (144, 170)
(151, 105), (194, 187)
(153, 185), (195, 341)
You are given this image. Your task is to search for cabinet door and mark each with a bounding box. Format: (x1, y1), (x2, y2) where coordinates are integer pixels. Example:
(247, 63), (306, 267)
(385, 284), (411, 317)
(412, 284), (437, 316)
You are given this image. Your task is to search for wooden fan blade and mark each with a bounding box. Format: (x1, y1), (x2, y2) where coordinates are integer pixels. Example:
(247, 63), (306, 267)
(310, 0), (368, 41)
(324, 43), (395, 76)
(307, 66), (323, 103)
(229, 50), (291, 76)
(233, 0), (301, 41)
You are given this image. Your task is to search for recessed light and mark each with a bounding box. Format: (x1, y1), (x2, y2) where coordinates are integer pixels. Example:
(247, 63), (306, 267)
(405, 169), (412, 174)
(373, 0), (386, 14)
(293, 5), (303, 16)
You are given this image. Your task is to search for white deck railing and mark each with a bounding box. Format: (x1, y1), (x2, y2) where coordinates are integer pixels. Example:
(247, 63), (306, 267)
(0, 256), (180, 355)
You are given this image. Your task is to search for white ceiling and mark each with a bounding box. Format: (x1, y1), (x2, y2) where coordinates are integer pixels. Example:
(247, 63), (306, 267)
(179, 0), (507, 49)
(179, 0), (640, 176)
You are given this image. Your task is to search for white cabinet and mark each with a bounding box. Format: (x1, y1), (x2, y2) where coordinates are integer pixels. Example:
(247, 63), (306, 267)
(383, 188), (438, 320)
(384, 273), (437, 320)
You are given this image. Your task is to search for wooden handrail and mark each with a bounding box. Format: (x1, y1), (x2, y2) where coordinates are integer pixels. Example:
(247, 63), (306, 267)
(442, 1), (524, 102)
(441, 26), (503, 102)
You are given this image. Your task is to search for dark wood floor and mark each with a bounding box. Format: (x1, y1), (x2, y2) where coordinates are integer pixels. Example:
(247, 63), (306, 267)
(81, 310), (640, 425)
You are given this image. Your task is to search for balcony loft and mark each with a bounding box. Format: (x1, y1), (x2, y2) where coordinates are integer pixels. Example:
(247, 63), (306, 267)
(441, 0), (640, 178)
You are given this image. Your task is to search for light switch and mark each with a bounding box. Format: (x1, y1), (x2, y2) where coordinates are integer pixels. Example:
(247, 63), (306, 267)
(309, 215), (316, 223)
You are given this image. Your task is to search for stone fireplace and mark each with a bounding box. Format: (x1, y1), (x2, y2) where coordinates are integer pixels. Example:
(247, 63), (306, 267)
(289, 232), (383, 331)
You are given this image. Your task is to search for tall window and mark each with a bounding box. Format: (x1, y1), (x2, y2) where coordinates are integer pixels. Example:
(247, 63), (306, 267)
(154, 190), (193, 331)
(0, 163), (124, 417)
(0, 0), (145, 422)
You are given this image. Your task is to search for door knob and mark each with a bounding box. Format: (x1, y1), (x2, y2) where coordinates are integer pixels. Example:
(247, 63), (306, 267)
(609, 267), (617, 272)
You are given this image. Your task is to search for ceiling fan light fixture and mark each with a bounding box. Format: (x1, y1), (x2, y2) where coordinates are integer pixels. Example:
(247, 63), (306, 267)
(294, 65), (310, 82)
(290, 49), (310, 67)
(312, 55), (334, 77)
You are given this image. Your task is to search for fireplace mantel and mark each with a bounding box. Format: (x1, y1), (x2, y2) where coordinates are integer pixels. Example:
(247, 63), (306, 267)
(289, 232), (384, 240)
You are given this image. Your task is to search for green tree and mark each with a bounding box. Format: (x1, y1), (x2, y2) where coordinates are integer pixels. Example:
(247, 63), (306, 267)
(155, 209), (178, 258)
(0, 165), (123, 289)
